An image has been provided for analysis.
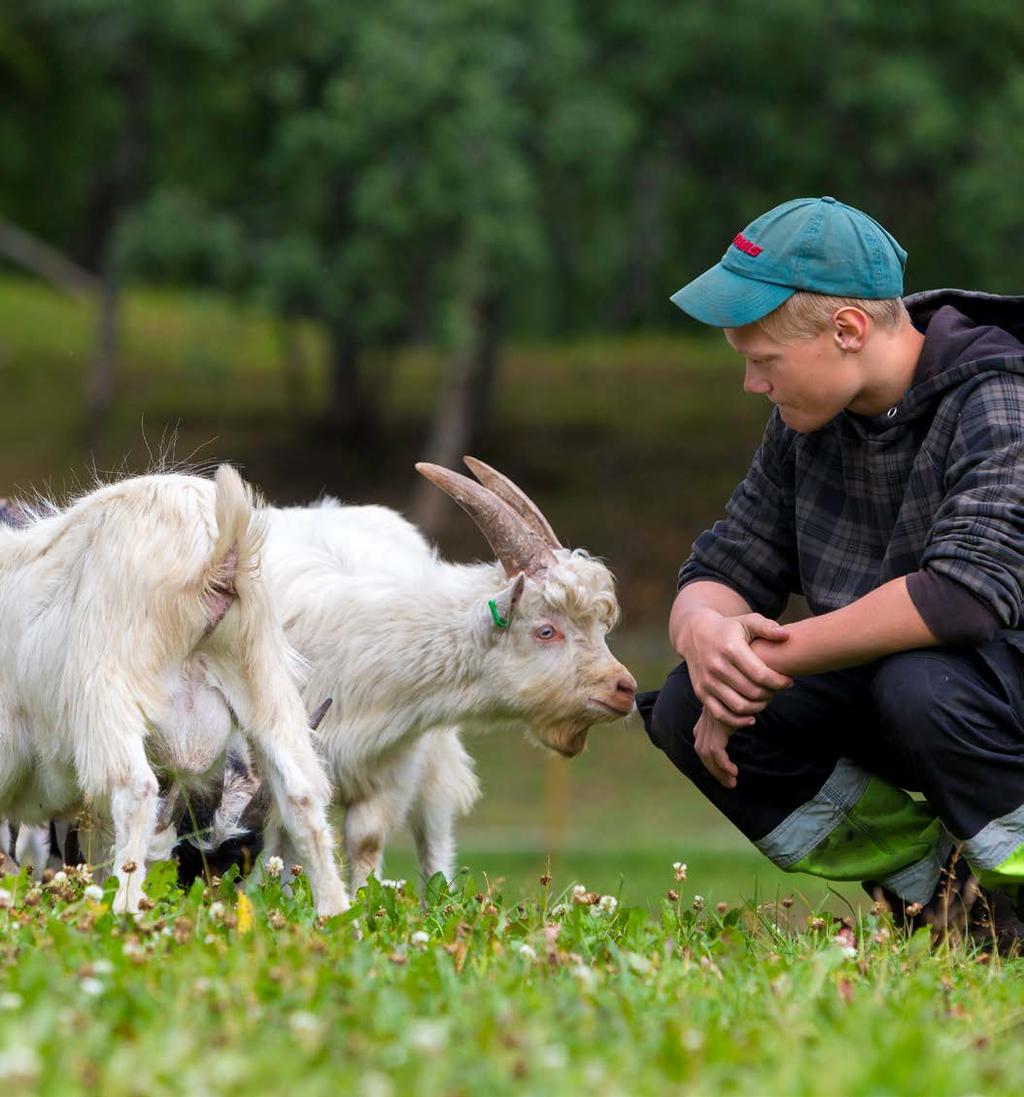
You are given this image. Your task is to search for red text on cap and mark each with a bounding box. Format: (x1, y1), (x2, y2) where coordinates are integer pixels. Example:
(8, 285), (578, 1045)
(732, 233), (763, 257)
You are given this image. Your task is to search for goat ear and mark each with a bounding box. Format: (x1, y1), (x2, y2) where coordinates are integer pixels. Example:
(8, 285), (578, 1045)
(488, 572), (526, 629)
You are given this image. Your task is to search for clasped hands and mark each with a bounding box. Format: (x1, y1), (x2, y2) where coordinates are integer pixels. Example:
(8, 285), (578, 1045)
(681, 609), (792, 789)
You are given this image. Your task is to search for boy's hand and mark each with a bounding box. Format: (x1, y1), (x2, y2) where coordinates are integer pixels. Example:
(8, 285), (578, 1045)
(677, 607), (792, 727)
(694, 707), (739, 789)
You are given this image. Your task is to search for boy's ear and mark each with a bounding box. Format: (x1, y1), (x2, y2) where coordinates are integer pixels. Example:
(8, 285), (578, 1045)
(489, 572), (526, 629)
(832, 306), (869, 352)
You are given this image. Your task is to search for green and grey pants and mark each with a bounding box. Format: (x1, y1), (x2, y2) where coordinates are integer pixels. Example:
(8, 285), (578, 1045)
(639, 635), (1024, 903)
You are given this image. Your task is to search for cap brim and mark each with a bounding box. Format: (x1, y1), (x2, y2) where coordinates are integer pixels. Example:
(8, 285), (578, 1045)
(670, 263), (795, 327)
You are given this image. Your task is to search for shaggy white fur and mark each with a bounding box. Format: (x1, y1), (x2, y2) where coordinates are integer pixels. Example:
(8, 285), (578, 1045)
(255, 495), (636, 891)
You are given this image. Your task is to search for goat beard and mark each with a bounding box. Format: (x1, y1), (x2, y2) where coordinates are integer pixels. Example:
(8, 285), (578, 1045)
(537, 719), (591, 758)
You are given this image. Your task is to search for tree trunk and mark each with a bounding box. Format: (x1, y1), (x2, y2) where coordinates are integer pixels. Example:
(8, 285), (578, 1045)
(87, 265), (119, 436)
(466, 293), (503, 441)
(275, 317), (308, 412)
(81, 49), (149, 445)
(410, 292), (504, 536)
(326, 320), (377, 440)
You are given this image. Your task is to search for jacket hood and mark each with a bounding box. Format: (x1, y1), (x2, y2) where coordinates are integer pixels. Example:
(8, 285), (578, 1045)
(906, 288), (1024, 340)
(892, 289), (1024, 424)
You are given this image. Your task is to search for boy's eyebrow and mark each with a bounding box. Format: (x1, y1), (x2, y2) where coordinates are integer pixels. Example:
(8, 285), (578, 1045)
(735, 347), (777, 360)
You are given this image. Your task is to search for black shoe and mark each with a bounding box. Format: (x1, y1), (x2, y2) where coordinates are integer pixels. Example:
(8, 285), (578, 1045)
(968, 886), (1024, 956)
(864, 854), (1024, 956)
(863, 852), (976, 936)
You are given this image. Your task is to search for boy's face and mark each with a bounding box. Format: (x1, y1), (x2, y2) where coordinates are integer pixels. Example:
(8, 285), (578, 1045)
(724, 321), (861, 433)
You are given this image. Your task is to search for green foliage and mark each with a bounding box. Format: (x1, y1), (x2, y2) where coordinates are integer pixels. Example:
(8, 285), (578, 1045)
(5, 0), (1024, 433)
(0, 861), (1022, 1094)
(7, 0), (1024, 336)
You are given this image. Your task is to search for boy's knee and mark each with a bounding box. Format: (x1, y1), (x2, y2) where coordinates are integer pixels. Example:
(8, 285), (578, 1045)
(872, 650), (968, 757)
(873, 652), (934, 719)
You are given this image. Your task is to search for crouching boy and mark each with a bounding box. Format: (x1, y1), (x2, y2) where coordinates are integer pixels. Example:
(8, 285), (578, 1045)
(640, 196), (1024, 948)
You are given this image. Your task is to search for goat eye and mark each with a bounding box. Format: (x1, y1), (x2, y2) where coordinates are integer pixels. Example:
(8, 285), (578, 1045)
(534, 625), (558, 641)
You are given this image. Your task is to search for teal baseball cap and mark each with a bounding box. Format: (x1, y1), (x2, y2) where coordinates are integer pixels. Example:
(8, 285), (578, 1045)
(670, 196), (908, 327)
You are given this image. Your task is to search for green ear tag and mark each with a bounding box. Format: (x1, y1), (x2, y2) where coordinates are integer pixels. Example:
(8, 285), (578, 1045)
(488, 598), (511, 629)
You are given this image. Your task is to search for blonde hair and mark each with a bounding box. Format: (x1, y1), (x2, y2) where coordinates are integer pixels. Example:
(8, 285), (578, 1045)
(757, 291), (909, 343)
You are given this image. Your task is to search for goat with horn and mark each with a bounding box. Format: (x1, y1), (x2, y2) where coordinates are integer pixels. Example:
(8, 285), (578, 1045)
(206, 457), (637, 893)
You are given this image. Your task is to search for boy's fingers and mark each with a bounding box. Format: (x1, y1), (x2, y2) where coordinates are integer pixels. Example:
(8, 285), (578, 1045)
(703, 696), (755, 728)
(715, 671), (773, 708)
(732, 645), (793, 692)
(743, 614), (790, 641)
(710, 746), (738, 788)
(710, 683), (766, 717)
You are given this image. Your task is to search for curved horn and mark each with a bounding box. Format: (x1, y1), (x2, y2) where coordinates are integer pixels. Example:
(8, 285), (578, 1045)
(415, 462), (557, 578)
(308, 697), (333, 731)
(462, 457), (562, 550)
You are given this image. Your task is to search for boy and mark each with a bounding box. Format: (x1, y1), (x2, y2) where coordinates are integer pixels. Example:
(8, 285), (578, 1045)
(639, 196), (1024, 946)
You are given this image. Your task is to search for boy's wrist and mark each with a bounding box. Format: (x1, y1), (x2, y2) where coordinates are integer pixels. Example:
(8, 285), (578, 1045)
(672, 604), (722, 661)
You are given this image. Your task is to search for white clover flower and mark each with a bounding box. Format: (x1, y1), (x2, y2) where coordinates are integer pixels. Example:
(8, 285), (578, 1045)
(517, 943), (537, 960)
(570, 964), (595, 987)
(541, 1045), (568, 1070)
(0, 1045), (39, 1083)
(204, 934), (216, 945)
(682, 1029), (704, 1052)
(84, 885), (104, 903)
(0, 992), (22, 1010)
(571, 883), (587, 898)
(359, 1072), (395, 1097)
(79, 977), (104, 997)
(673, 861), (688, 881)
(380, 878), (406, 890)
(408, 1019), (448, 1054)
(92, 959), (114, 976)
(123, 940), (145, 960)
(289, 1011), (324, 1043)
(583, 1061), (606, 1085)
(264, 856), (284, 879)
(0, 891), (12, 909)
(549, 903), (567, 917)
(410, 930), (430, 947)
(841, 946), (857, 960)
(597, 895), (618, 914)
(51, 871), (69, 886)
(208, 901), (226, 921)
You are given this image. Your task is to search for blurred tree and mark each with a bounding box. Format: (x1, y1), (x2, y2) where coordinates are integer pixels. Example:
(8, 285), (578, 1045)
(4, 0), (1024, 456)
(1, 1), (171, 432)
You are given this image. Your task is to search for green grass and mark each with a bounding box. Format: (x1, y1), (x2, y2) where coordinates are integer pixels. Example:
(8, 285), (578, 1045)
(0, 864), (1020, 1096)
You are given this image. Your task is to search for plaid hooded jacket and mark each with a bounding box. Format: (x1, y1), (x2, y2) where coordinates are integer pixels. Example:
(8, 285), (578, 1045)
(678, 290), (1024, 627)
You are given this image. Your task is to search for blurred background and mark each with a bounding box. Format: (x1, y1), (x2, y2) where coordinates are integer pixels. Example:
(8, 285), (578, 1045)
(3, 0), (1023, 909)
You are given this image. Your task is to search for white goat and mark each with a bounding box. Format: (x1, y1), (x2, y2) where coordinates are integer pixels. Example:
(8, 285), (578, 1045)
(0, 466), (347, 915)
(253, 458), (637, 891)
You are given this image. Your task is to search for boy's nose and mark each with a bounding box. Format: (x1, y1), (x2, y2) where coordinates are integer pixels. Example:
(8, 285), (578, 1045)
(743, 365), (770, 396)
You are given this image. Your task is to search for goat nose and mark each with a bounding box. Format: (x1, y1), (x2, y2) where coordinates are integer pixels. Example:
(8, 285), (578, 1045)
(616, 673), (637, 699)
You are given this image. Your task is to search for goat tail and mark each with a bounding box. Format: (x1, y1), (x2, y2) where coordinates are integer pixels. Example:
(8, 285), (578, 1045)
(201, 465), (264, 627)
(212, 463), (259, 568)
